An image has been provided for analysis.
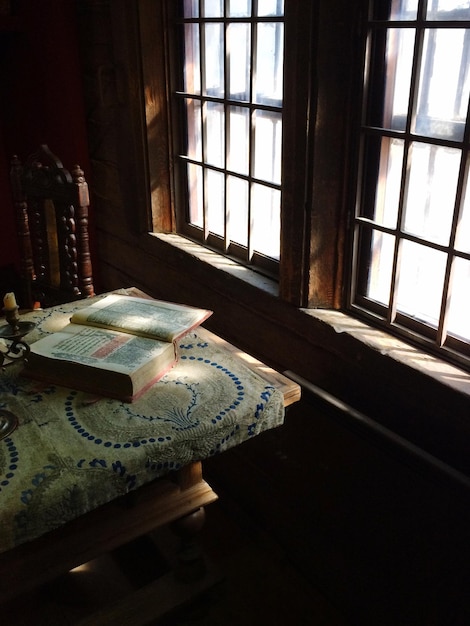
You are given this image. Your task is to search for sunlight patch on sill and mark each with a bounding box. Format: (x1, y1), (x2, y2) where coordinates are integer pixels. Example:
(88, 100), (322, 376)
(304, 308), (470, 397)
(151, 232), (279, 296)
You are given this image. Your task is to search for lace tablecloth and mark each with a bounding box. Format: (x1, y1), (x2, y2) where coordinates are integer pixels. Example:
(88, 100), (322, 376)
(0, 294), (284, 554)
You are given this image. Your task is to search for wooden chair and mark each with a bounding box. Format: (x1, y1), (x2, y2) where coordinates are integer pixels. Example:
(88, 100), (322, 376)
(10, 144), (95, 309)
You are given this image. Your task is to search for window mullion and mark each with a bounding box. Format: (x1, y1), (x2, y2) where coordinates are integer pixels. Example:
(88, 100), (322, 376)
(224, 9), (229, 252)
(388, 138), (412, 325)
(418, 0), (429, 22)
(247, 6), (257, 264)
(438, 83), (470, 346)
(199, 12), (209, 242)
(407, 16), (425, 135)
(389, 13), (425, 324)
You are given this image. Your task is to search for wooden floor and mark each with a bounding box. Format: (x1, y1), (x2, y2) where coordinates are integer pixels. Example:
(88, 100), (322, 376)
(1, 495), (349, 625)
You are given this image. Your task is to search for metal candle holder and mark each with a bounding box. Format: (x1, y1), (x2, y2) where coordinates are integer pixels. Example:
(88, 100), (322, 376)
(0, 305), (36, 366)
(0, 306), (36, 439)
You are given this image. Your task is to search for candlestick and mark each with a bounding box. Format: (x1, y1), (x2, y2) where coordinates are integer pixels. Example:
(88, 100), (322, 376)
(3, 292), (17, 310)
(0, 316), (36, 368)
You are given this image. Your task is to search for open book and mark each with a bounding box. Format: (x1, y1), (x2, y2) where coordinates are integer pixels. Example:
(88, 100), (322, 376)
(23, 295), (213, 402)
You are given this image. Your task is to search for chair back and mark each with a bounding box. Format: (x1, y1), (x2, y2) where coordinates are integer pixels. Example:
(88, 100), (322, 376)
(10, 144), (94, 309)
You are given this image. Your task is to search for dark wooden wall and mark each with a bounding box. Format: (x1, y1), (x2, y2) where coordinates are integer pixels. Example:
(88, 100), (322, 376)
(0, 2), (469, 623)
(205, 391), (470, 625)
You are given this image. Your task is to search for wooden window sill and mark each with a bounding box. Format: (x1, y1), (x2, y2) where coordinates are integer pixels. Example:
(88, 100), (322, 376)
(150, 232), (470, 401)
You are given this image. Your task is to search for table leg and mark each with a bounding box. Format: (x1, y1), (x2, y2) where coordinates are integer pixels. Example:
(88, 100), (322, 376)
(171, 506), (207, 582)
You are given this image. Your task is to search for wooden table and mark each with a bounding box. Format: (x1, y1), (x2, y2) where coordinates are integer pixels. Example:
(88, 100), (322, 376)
(0, 293), (300, 621)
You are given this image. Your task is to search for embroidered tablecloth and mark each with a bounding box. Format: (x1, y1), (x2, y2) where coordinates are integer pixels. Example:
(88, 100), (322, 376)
(0, 294), (284, 554)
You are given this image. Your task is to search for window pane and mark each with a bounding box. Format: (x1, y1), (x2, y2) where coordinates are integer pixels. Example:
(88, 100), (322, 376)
(387, 28), (414, 131)
(396, 241), (446, 327)
(205, 101), (225, 167)
(185, 99), (202, 160)
(447, 257), (470, 341)
(203, 0), (223, 18)
(403, 143), (460, 246)
(203, 23), (224, 97)
(227, 176), (248, 246)
(206, 169), (225, 236)
(426, 1), (470, 19)
(183, 0), (199, 18)
(414, 29), (470, 141)
(187, 163), (203, 227)
(360, 136), (403, 227)
(228, 106), (249, 175)
(257, 0), (284, 17)
(376, 137), (403, 228)
(254, 22), (284, 105)
(390, 0), (418, 19)
(184, 24), (200, 94)
(365, 229), (395, 306)
(228, 0), (251, 17)
(251, 184), (280, 259)
(228, 22), (251, 100)
(367, 27), (415, 131)
(370, 0), (418, 20)
(253, 110), (282, 184)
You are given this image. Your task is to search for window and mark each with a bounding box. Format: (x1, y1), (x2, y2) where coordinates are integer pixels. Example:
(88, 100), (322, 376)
(172, 0), (285, 276)
(350, 0), (470, 369)
(141, 0), (350, 309)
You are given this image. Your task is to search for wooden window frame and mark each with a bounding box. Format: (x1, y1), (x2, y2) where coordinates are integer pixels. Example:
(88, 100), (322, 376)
(349, 1), (470, 371)
(136, 0), (361, 310)
(172, 7), (284, 277)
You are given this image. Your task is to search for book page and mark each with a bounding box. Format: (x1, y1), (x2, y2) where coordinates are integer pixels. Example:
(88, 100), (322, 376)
(30, 324), (172, 374)
(70, 295), (212, 342)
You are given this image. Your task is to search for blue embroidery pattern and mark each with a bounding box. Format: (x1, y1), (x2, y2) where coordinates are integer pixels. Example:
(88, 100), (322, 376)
(61, 348), (247, 447)
(0, 438), (19, 492)
(179, 354), (246, 425)
(0, 304), (285, 553)
(119, 380), (202, 431)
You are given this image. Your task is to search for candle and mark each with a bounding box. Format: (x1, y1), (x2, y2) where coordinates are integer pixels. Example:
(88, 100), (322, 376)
(3, 292), (17, 310)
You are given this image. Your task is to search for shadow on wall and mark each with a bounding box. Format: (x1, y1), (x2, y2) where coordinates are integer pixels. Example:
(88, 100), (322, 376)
(0, 263), (21, 304)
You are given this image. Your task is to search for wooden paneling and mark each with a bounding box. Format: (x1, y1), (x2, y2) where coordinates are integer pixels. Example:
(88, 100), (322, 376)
(204, 393), (470, 626)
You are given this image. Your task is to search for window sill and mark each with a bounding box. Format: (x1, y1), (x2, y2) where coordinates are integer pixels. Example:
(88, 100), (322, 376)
(149, 232), (279, 295)
(305, 308), (470, 399)
(151, 232), (470, 401)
